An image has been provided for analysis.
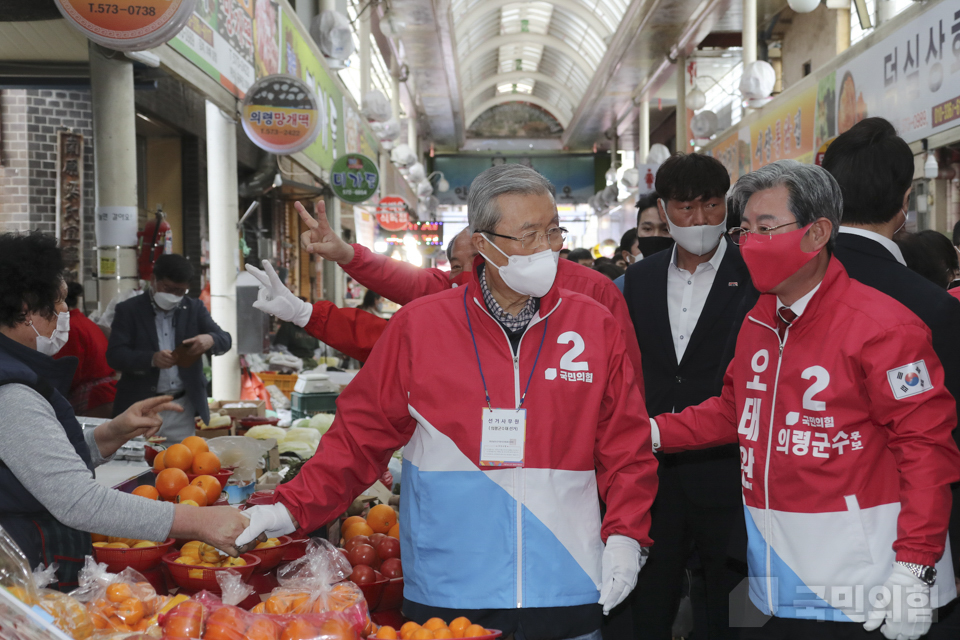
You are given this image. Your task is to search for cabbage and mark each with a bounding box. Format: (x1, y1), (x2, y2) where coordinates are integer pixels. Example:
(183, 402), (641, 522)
(279, 440), (317, 458)
(292, 418), (311, 430)
(308, 413), (336, 434)
(284, 427), (320, 446)
(244, 425), (287, 442)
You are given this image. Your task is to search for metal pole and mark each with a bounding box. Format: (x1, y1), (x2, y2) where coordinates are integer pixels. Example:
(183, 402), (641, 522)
(676, 54), (687, 154)
(359, 2), (371, 99)
(638, 99), (650, 163)
(743, 0), (757, 67)
(89, 43), (139, 313)
(205, 100), (241, 400)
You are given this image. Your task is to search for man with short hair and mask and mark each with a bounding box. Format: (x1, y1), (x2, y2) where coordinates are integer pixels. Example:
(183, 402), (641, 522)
(624, 153), (750, 640)
(107, 254), (231, 442)
(651, 160), (960, 640)
(237, 164), (659, 640)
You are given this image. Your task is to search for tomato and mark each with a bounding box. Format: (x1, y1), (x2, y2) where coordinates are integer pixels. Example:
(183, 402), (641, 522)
(349, 564), (376, 585)
(380, 558), (403, 578)
(367, 533), (387, 547)
(376, 537), (401, 561)
(347, 543), (377, 567)
(343, 535), (370, 552)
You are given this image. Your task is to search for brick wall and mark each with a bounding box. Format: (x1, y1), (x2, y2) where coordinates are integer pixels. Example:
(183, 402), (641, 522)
(0, 89), (96, 278)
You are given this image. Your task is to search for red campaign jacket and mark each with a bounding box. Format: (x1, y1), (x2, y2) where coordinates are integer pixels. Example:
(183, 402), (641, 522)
(277, 279), (658, 609)
(656, 258), (960, 620)
(303, 301), (386, 363)
(336, 244), (644, 387)
(54, 308), (116, 409)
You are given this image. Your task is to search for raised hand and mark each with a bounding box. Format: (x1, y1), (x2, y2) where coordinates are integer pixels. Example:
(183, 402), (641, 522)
(296, 200), (355, 264)
(245, 260), (313, 327)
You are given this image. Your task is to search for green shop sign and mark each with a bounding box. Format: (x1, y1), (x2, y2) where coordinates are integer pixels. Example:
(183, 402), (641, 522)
(330, 154), (379, 203)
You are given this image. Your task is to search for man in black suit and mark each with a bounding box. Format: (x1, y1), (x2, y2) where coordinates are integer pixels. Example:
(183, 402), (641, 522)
(625, 154), (752, 639)
(107, 254), (231, 442)
(822, 118), (960, 637)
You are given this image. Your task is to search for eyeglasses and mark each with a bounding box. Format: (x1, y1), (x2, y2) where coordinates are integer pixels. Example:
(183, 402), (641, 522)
(728, 221), (799, 246)
(479, 227), (568, 250)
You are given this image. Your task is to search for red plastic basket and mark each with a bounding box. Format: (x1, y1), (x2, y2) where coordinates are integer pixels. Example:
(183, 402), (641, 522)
(152, 467), (234, 486)
(92, 538), (176, 573)
(376, 577), (404, 612)
(357, 577), (388, 610)
(161, 552), (260, 594)
(244, 536), (300, 573)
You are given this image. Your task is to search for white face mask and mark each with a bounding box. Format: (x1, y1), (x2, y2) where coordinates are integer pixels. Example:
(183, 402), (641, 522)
(154, 291), (183, 311)
(660, 199), (727, 256)
(480, 239), (559, 298)
(32, 311), (70, 356)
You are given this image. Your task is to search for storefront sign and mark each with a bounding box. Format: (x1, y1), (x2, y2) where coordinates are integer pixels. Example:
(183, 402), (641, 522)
(56, 0), (196, 50)
(57, 132), (84, 282)
(749, 87), (816, 169)
(433, 154), (596, 205)
(331, 154), (380, 203)
(833, 1), (960, 143)
(241, 75), (320, 154)
(379, 221), (444, 246)
(353, 206), (377, 250)
(375, 196), (410, 230)
(169, 0), (274, 97)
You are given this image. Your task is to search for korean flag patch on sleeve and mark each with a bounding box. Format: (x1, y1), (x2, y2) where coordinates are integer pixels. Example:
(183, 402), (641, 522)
(886, 360), (934, 400)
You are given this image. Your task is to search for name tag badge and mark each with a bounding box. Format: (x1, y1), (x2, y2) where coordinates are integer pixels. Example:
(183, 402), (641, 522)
(480, 408), (526, 468)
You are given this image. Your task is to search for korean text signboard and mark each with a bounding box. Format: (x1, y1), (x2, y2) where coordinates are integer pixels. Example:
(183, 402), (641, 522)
(241, 75), (320, 154)
(331, 154), (379, 204)
(55, 0), (196, 50)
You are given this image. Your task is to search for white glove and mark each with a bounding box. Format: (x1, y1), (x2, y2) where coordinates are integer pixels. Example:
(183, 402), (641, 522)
(246, 260), (313, 327)
(598, 535), (644, 615)
(235, 504), (297, 547)
(863, 563), (933, 640)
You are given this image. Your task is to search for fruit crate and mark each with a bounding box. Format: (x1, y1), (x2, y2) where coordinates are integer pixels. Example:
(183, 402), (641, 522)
(291, 391), (339, 419)
(255, 372), (299, 398)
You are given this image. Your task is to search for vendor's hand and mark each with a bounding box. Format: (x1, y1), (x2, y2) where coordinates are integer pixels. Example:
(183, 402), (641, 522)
(235, 504), (298, 548)
(296, 200), (355, 264)
(863, 563), (933, 639)
(182, 334), (214, 356)
(173, 505), (250, 557)
(94, 395), (182, 457)
(246, 260), (313, 327)
(152, 350), (176, 369)
(598, 535), (644, 615)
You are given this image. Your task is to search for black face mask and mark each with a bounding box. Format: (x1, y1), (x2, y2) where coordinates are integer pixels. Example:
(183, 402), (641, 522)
(636, 236), (675, 259)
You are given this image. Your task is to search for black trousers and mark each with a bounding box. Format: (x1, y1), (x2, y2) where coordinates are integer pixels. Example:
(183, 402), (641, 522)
(632, 467), (744, 639)
(738, 616), (882, 640)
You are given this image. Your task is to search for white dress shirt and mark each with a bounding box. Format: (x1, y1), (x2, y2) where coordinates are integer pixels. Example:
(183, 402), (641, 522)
(667, 239), (727, 362)
(777, 282), (822, 318)
(838, 226), (907, 266)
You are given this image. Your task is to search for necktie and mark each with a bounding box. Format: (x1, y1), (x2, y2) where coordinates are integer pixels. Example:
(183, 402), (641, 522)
(777, 306), (797, 342)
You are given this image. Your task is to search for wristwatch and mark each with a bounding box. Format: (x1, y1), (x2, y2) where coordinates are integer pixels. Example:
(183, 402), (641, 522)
(898, 561), (937, 586)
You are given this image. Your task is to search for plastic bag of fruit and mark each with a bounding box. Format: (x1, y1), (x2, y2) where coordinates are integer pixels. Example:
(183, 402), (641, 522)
(174, 590), (366, 640)
(69, 557), (169, 634)
(0, 524), (40, 606)
(216, 569), (254, 606)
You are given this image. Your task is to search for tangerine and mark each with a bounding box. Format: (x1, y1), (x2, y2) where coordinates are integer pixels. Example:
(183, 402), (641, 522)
(115, 598), (144, 625)
(132, 485), (160, 500)
(399, 622), (421, 640)
(462, 625), (487, 638)
(366, 504), (398, 534)
(156, 468), (190, 500)
(281, 619), (319, 640)
(177, 485), (209, 507)
(422, 619), (447, 632)
(387, 523), (400, 539)
(191, 475), (222, 504)
(192, 451), (221, 475)
(250, 602), (266, 614)
(319, 618), (357, 640)
(412, 630), (435, 640)
(181, 435), (209, 457)
(377, 627), (398, 640)
(105, 584), (133, 604)
(448, 618), (471, 638)
(434, 630), (453, 639)
(343, 521), (374, 540)
(153, 450), (166, 471)
(246, 618), (281, 640)
(164, 444), (194, 472)
(342, 515), (366, 531)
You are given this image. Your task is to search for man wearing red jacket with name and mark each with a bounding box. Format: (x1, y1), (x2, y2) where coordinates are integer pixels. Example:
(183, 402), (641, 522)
(650, 160), (960, 640)
(237, 165), (658, 640)
(270, 196), (643, 387)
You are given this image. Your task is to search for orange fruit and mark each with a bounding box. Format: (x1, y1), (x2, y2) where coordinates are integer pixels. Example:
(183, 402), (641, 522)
(281, 619), (319, 640)
(156, 468), (190, 500)
(400, 622), (421, 640)
(177, 485), (209, 507)
(247, 618), (281, 640)
(422, 619), (447, 632)
(377, 627), (398, 640)
(462, 625), (486, 638)
(104, 542), (129, 548)
(344, 521), (374, 540)
(366, 504), (398, 534)
(153, 450), (166, 471)
(106, 584), (134, 604)
(164, 444), (194, 472)
(265, 591), (311, 615)
(342, 515), (366, 531)
(387, 523), (400, 539)
(191, 475), (223, 504)
(318, 617), (356, 640)
(412, 630), (435, 640)
(192, 451), (221, 475)
(116, 598), (144, 625)
(181, 436), (209, 457)
(250, 602), (266, 614)
(434, 630), (453, 639)
(132, 485), (160, 500)
(448, 618), (471, 638)
(91, 533), (108, 543)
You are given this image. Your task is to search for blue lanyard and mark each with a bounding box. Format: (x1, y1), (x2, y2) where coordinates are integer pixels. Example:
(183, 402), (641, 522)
(464, 286), (548, 411)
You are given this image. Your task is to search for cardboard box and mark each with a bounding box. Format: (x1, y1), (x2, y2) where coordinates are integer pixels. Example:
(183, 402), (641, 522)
(212, 399), (266, 419)
(194, 414), (235, 439)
